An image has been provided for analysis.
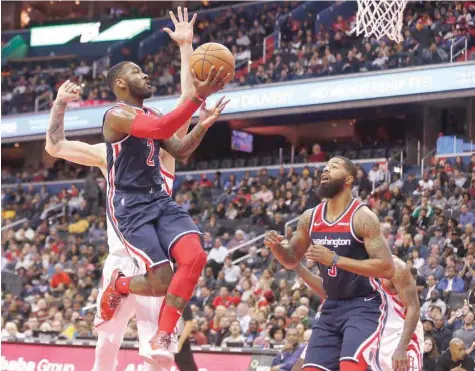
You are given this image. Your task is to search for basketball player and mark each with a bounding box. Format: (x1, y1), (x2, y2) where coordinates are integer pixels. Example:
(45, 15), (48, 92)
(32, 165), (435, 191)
(264, 156), (395, 371)
(45, 8), (227, 369)
(292, 256), (423, 371)
(91, 7), (231, 365)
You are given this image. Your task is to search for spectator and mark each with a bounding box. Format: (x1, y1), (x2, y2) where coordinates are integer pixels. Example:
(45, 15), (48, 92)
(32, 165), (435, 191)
(50, 264), (71, 289)
(270, 328), (305, 370)
(431, 313), (453, 351)
(423, 337), (439, 371)
(452, 310), (475, 351)
(435, 338), (474, 370)
(207, 238), (228, 274)
(223, 256), (241, 287)
(437, 266), (465, 295)
(221, 320), (246, 347)
(307, 144), (326, 163)
(212, 286), (240, 308)
(460, 205), (475, 227)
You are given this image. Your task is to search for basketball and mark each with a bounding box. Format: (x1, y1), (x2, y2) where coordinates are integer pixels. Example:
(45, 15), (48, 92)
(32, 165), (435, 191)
(190, 42), (235, 83)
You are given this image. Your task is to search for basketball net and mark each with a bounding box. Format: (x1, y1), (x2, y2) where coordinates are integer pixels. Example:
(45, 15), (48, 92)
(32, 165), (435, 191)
(352, 0), (408, 43)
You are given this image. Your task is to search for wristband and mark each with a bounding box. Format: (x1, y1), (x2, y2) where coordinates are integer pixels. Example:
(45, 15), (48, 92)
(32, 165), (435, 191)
(194, 93), (205, 103)
(332, 252), (339, 267)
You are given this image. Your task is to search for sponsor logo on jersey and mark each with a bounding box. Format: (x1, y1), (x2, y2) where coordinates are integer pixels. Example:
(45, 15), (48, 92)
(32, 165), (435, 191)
(312, 236), (351, 247)
(337, 222), (350, 226)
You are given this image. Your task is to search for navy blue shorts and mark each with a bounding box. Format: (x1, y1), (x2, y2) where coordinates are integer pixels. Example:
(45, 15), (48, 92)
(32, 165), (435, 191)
(304, 291), (387, 371)
(107, 187), (201, 268)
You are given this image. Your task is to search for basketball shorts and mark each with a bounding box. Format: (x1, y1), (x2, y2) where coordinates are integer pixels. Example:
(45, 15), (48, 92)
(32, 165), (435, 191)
(304, 292), (387, 371)
(94, 253), (179, 370)
(369, 314), (424, 371)
(107, 187), (201, 269)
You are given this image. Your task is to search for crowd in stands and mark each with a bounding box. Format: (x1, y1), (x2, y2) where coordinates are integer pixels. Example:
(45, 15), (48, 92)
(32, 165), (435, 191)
(2, 1), (474, 116)
(2, 151), (475, 368)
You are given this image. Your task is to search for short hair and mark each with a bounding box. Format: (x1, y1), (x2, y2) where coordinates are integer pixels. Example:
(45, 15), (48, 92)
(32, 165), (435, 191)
(333, 156), (357, 180)
(106, 61), (129, 91)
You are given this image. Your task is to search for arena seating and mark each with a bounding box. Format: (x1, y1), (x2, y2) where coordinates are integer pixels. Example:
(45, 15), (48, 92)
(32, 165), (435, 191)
(2, 152), (475, 358)
(2, 1), (474, 116)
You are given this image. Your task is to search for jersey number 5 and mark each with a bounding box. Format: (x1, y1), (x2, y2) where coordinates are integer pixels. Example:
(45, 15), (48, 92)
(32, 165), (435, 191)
(146, 139), (155, 167)
(328, 265), (338, 277)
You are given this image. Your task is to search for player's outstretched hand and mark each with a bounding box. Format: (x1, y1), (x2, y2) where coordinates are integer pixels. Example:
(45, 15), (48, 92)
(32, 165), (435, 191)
(264, 230), (285, 251)
(192, 66), (230, 99)
(163, 6), (196, 46)
(198, 96), (231, 129)
(391, 347), (409, 371)
(305, 245), (333, 266)
(56, 80), (81, 103)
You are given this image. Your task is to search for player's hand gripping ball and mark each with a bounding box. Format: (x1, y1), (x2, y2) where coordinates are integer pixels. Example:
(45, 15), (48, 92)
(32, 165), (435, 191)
(190, 42), (235, 84)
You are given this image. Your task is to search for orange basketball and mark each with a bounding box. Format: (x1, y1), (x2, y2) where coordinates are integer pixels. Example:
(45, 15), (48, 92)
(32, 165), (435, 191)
(190, 42), (235, 83)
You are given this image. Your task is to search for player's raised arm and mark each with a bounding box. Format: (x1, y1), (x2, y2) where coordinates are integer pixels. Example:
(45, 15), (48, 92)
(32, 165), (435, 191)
(295, 263), (327, 299)
(104, 65), (229, 142)
(45, 80), (106, 169)
(264, 209), (313, 269)
(160, 96), (230, 162)
(390, 258), (421, 371)
(160, 7), (197, 172)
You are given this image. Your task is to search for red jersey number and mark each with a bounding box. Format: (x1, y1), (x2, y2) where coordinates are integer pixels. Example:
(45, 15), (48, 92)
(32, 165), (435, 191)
(328, 265), (338, 277)
(146, 139), (155, 167)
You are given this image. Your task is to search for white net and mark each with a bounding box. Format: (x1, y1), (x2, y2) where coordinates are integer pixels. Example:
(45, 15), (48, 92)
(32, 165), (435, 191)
(352, 0), (409, 43)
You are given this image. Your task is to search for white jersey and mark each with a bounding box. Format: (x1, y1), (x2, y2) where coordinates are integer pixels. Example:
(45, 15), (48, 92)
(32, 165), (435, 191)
(370, 287), (424, 371)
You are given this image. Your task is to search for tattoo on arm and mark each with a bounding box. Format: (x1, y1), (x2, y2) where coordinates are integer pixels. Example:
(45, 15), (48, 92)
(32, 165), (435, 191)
(354, 207), (393, 261)
(161, 124), (207, 161)
(47, 101), (67, 144)
(289, 209), (313, 262)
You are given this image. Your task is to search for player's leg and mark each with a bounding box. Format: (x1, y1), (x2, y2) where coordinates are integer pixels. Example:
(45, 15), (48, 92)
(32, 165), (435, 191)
(101, 194), (173, 319)
(302, 305), (342, 371)
(93, 296), (136, 371)
(340, 295), (386, 371)
(150, 196), (206, 360)
(93, 255), (138, 370)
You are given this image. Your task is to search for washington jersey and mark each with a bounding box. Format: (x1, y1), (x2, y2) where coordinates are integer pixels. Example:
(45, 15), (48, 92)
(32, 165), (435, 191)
(103, 102), (164, 191)
(309, 198), (375, 300)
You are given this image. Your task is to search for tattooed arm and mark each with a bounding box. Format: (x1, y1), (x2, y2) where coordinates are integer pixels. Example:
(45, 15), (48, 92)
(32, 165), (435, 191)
(332, 206), (395, 279)
(391, 257), (421, 370)
(45, 80), (106, 170)
(264, 209), (313, 269)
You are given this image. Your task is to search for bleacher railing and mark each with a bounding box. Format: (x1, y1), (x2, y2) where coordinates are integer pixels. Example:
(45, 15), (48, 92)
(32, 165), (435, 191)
(231, 215), (300, 265)
(450, 36), (468, 63)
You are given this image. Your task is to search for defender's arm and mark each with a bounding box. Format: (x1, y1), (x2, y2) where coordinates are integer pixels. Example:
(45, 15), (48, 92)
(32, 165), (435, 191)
(334, 206), (395, 279)
(295, 264), (326, 299)
(264, 209), (313, 269)
(45, 99), (106, 169)
(391, 258), (421, 369)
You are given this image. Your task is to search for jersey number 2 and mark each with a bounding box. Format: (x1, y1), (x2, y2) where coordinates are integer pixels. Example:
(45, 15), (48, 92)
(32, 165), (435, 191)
(146, 139), (155, 167)
(328, 266), (338, 277)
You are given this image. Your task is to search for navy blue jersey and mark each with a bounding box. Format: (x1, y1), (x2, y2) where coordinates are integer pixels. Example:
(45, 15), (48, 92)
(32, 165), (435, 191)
(103, 102), (164, 191)
(309, 198), (377, 300)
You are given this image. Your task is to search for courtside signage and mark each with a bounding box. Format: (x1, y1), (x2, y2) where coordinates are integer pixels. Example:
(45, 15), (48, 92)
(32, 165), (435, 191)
(2, 63), (474, 138)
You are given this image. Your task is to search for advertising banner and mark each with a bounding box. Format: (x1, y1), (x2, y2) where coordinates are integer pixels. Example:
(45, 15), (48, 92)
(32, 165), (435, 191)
(1, 342), (275, 371)
(2, 63), (474, 139)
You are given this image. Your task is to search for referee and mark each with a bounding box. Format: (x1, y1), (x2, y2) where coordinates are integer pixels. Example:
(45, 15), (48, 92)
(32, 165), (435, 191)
(175, 304), (198, 371)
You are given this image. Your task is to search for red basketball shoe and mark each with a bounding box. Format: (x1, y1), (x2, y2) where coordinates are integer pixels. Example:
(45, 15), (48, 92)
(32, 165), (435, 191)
(99, 269), (126, 321)
(149, 330), (174, 367)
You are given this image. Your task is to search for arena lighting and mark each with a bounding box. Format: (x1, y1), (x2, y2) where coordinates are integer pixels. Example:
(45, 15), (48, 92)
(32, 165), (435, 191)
(30, 18), (151, 46)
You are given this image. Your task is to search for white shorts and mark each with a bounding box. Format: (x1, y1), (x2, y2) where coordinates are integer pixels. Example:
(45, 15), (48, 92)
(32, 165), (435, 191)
(370, 317), (424, 371)
(94, 253), (178, 369)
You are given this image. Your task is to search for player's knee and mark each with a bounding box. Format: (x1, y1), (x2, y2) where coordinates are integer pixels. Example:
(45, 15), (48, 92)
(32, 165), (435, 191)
(171, 234), (207, 284)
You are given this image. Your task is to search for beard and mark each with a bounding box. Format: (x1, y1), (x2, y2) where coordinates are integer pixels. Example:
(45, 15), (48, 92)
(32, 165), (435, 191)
(129, 83), (152, 99)
(317, 176), (346, 199)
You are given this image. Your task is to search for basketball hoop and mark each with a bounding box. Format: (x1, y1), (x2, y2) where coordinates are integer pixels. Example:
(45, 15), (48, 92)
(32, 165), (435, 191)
(352, 0), (408, 43)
